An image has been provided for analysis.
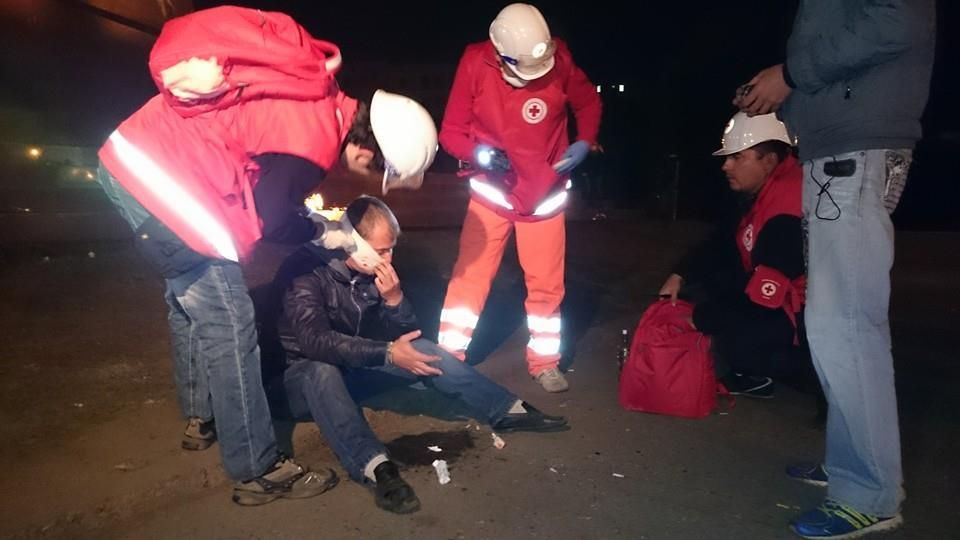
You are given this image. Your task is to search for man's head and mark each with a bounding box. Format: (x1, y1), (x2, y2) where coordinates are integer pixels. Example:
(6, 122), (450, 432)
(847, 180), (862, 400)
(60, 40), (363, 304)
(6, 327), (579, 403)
(712, 112), (793, 195)
(343, 196), (400, 274)
(489, 3), (556, 87)
(341, 90), (438, 195)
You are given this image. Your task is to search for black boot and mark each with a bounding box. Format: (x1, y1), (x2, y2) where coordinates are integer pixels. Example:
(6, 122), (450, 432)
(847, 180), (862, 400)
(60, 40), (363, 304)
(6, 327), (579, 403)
(373, 461), (420, 514)
(492, 402), (569, 433)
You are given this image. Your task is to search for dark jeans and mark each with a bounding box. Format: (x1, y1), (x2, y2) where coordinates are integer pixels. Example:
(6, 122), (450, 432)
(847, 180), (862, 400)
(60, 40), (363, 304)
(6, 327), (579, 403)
(278, 339), (517, 482)
(99, 166), (278, 481)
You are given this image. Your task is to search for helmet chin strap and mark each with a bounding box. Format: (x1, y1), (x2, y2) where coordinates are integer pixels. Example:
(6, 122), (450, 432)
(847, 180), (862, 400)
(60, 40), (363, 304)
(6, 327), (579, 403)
(500, 63), (528, 88)
(500, 69), (528, 88)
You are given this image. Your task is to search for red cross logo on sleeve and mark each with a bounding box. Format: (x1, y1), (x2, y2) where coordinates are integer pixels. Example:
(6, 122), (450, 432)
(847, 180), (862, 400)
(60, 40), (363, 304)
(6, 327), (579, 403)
(760, 279), (779, 298)
(522, 98), (548, 124)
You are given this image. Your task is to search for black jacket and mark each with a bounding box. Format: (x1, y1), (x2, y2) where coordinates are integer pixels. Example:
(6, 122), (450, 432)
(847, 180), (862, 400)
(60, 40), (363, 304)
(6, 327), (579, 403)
(674, 198), (804, 337)
(273, 245), (419, 368)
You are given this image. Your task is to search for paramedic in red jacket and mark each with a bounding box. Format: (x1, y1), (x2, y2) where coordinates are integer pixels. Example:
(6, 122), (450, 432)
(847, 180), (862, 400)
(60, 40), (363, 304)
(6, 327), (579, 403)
(96, 7), (437, 505)
(658, 112), (812, 399)
(437, 3), (602, 393)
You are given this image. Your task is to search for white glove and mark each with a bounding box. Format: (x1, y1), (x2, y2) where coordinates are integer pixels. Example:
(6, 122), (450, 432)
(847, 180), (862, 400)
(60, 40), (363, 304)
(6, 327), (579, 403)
(308, 213), (356, 251)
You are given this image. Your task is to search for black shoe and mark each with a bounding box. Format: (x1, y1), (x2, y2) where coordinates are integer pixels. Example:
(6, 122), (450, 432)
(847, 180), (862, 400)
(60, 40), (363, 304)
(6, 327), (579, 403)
(492, 402), (569, 433)
(373, 461), (420, 514)
(721, 373), (775, 399)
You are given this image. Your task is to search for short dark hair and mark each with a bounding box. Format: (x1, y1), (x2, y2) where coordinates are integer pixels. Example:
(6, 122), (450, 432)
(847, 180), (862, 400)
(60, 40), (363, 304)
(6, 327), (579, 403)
(342, 101), (386, 172)
(346, 195), (400, 240)
(751, 140), (793, 163)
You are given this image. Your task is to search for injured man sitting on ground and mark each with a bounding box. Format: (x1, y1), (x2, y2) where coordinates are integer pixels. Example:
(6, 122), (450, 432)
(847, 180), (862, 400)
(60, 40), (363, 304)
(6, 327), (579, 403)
(261, 195), (569, 514)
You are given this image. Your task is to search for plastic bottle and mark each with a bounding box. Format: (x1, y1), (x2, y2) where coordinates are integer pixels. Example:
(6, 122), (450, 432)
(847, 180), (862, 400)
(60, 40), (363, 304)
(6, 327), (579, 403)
(617, 328), (630, 373)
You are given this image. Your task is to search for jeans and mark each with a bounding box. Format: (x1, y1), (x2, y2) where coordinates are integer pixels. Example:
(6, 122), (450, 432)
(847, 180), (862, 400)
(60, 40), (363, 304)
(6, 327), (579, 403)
(280, 339), (517, 482)
(802, 149), (909, 516)
(99, 166), (278, 481)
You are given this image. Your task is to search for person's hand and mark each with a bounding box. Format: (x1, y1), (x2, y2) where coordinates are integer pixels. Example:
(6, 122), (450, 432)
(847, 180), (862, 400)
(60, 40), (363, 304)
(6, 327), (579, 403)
(734, 64), (792, 116)
(389, 330), (442, 376)
(554, 140), (591, 174)
(374, 262), (403, 306)
(474, 145), (512, 172)
(658, 273), (684, 306)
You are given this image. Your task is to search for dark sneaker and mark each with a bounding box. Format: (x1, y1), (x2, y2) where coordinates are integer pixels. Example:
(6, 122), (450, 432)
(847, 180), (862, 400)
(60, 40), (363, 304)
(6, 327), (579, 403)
(373, 461), (420, 514)
(182, 417), (217, 451)
(492, 402), (569, 433)
(721, 373), (775, 399)
(786, 462), (829, 487)
(232, 458), (338, 506)
(790, 499), (902, 539)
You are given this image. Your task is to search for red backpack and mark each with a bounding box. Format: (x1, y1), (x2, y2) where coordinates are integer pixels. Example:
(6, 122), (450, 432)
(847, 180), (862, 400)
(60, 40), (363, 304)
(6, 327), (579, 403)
(618, 300), (725, 418)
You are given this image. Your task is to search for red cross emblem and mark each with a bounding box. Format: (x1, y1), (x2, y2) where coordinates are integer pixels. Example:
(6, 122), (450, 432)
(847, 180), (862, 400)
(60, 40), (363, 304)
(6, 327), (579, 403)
(522, 98), (548, 124)
(742, 224), (754, 252)
(760, 279), (779, 298)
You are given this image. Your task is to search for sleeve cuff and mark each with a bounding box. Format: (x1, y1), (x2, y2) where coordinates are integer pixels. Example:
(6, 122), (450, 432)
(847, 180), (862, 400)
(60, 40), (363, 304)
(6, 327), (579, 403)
(782, 62), (796, 89)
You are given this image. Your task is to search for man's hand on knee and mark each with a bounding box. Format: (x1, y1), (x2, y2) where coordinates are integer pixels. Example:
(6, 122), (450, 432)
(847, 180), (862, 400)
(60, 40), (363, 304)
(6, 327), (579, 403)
(388, 330), (443, 376)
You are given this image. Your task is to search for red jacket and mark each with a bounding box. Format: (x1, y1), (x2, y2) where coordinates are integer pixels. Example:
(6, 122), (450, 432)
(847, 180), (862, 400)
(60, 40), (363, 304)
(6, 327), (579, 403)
(440, 39), (601, 221)
(736, 155), (806, 334)
(98, 7), (357, 261)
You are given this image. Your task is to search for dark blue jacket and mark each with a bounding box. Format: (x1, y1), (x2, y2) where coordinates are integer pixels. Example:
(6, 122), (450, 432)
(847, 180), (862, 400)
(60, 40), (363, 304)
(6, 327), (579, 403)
(781, 0), (936, 160)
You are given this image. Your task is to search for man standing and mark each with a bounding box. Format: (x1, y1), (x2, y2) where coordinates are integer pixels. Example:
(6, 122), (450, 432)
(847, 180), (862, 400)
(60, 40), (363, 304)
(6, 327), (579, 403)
(97, 6), (437, 505)
(736, 1), (936, 537)
(437, 3), (602, 392)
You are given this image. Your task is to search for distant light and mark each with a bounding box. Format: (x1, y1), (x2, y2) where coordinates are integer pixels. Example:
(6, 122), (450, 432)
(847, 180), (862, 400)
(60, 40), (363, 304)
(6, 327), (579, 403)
(27, 147), (42, 160)
(596, 85), (601, 93)
(85, 171), (95, 180)
(619, 84), (625, 93)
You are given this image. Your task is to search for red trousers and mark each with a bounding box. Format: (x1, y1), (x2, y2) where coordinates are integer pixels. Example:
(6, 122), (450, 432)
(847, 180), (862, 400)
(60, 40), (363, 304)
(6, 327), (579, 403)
(439, 200), (565, 375)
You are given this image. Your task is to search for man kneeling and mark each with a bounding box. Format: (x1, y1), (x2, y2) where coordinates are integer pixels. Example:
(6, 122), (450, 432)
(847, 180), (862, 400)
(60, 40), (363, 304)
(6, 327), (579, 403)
(269, 196), (568, 514)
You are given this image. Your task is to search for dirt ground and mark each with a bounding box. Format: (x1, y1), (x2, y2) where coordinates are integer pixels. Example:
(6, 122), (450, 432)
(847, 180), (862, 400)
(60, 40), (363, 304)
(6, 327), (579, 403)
(1, 220), (958, 539)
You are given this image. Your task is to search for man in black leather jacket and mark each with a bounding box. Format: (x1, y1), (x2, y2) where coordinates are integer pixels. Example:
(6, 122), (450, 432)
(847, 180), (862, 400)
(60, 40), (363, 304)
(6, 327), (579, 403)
(265, 196), (568, 514)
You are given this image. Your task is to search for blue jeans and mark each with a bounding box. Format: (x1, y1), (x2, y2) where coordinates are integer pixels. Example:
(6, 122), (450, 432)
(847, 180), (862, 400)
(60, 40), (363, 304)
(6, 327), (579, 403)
(99, 166), (278, 481)
(280, 339), (517, 482)
(802, 149), (909, 516)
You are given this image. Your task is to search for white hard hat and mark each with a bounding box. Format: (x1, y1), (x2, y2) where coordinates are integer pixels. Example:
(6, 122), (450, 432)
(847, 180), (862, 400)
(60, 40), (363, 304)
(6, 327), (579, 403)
(369, 90), (438, 194)
(489, 3), (556, 81)
(712, 112), (793, 156)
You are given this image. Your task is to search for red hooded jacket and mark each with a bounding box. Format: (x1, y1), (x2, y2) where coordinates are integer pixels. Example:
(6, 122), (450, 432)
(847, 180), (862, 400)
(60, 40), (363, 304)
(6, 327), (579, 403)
(98, 7), (357, 261)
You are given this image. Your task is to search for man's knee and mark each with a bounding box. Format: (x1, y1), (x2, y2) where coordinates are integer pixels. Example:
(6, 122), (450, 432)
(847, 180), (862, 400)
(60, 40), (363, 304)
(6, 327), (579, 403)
(300, 362), (344, 389)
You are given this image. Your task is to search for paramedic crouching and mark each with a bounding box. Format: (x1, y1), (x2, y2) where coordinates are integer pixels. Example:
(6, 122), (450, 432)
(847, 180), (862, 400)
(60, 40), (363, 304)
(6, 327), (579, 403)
(657, 112), (815, 399)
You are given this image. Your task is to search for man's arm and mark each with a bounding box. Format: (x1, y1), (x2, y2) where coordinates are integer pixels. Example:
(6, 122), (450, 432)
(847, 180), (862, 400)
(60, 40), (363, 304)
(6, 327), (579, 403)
(785, 0), (915, 94)
(252, 153), (323, 244)
(564, 59), (602, 146)
(692, 215), (802, 334)
(284, 274), (389, 368)
(439, 48), (479, 163)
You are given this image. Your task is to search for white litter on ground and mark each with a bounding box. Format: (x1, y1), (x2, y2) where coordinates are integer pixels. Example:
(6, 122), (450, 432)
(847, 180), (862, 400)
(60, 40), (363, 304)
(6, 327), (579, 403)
(432, 459), (451, 485)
